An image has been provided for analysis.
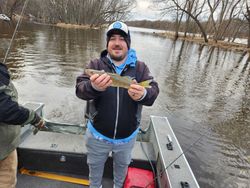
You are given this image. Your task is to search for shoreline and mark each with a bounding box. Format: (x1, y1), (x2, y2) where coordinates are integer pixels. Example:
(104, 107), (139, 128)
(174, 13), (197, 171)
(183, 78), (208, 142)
(56, 23), (101, 30)
(6, 17), (250, 52)
(158, 32), (250, 53)
(56, 23), (249, 53)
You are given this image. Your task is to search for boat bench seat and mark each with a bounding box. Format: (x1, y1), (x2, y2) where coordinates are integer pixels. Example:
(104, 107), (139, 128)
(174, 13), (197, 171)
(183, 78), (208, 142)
(17, 131), (156, 178)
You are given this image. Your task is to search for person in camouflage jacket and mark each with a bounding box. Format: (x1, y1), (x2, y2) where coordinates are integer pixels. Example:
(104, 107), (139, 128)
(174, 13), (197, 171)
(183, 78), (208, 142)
(0, 62), (44, 188)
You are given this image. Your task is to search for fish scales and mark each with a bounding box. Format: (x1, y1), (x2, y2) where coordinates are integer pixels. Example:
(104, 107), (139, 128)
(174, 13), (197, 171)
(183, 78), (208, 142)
(84, 69), (152, 89)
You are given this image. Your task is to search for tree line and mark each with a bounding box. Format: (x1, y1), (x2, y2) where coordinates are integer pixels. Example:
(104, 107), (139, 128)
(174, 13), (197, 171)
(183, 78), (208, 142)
(127, 18), (248, 41)
(0, 0), (135, 26)
(151, 0), (250, 47)
(0, 0), (249, 47)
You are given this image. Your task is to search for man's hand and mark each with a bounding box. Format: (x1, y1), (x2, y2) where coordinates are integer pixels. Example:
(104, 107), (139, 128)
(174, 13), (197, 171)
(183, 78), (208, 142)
(29, 113), (47, 135)
(90, 73), (113, 91)
(128, 80), (146, 101)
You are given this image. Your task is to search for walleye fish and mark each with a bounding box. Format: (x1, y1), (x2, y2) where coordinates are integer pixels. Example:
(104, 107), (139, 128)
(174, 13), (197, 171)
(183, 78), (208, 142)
(84, 69), (152, 89)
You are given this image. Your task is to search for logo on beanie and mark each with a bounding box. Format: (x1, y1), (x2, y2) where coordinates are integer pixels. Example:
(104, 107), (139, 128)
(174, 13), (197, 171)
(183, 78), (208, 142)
(113, 22), (122, 29)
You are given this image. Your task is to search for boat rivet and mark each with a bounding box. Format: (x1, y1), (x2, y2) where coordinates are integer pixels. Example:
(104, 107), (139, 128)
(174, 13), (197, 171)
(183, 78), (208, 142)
(180, 181), (190, 188)
(174, 164), (180, 169)
(60, 155), (66, 162)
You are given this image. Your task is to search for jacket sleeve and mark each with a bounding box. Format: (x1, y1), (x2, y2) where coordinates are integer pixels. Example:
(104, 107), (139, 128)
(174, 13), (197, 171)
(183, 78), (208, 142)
(137, 62), (159, 106)
(75, 60), (103, 100)
(0, 85), (38, 125)
(0, 63), (41, 126)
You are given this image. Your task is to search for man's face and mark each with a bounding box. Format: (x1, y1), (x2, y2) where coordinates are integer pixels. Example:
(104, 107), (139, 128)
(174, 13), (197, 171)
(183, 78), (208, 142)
(107, 34), (128, 62)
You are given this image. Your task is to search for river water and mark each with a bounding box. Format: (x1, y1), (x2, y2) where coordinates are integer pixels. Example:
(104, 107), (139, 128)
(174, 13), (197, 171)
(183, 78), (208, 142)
(0, 22), (249, 187)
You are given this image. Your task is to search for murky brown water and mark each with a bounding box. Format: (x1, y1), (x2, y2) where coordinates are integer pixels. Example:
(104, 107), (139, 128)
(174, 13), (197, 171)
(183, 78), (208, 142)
(0, 22), (249, 187)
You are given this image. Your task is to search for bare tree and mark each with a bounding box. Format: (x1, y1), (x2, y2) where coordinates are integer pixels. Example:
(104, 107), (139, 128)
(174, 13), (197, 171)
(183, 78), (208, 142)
(172, 0), (208, 42)
(215, 0), (242, 41)
(206, 0), (221, 40)
(0, 0), (24, 19)
(244, 1), (250, 48)
(183, 1), (192, 38)
(25, 0), (134, 26)
(153, 0), (208, 42)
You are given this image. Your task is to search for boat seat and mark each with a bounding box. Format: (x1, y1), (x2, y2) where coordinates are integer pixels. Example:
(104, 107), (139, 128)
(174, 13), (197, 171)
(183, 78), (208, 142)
(17, 131), (156, 178)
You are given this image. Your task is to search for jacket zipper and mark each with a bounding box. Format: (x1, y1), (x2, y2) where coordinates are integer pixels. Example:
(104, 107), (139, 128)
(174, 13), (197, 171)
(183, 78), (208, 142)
(112, 64), (130, 139)
(113, 87), (119, 139)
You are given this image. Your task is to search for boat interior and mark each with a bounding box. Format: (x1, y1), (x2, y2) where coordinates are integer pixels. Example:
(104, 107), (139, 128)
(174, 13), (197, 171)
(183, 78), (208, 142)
(16, 102), (199, 188)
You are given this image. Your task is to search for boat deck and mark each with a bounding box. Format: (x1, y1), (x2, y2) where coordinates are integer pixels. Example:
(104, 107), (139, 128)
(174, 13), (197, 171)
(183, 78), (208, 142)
(17, 130), (155, 188)
(17, 173), (112, 188)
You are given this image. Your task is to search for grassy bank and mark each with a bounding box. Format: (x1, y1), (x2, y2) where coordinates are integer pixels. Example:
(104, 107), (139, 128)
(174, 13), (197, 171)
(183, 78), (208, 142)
(159, 32), (250, 53)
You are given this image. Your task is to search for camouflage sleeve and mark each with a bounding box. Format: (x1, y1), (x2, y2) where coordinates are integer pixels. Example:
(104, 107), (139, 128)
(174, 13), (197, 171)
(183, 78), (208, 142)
(0, 86), (28, 125)
(0, 62), (41, 125)
(0, 85), (40, 126)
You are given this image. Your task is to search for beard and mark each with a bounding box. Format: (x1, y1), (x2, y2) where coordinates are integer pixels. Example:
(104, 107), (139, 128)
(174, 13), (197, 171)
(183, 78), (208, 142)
(108, 43), (128, 62)
(109, 46), (127, 61)
(109, 53), (125, 61)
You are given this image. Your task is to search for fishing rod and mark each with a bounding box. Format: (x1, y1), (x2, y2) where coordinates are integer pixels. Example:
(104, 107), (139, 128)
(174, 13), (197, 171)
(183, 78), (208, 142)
(2, 0), (30, 64)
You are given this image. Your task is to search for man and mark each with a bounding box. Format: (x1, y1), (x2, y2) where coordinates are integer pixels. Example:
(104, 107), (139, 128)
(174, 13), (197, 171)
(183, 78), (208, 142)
(0, 62), (44, 188)
(76, 21), (159, 188)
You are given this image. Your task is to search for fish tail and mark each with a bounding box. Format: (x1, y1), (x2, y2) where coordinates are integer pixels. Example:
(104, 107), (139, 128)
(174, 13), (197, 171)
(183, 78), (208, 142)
(139, 79), (152, 88)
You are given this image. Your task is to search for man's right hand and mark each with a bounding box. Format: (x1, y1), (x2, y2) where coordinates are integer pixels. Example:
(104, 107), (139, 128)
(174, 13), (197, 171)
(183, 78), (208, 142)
(90, 73), (112, 91)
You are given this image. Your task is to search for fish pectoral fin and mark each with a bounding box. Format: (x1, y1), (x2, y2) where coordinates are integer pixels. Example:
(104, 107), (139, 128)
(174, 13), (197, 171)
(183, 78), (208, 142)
(139, 79), (152, 88)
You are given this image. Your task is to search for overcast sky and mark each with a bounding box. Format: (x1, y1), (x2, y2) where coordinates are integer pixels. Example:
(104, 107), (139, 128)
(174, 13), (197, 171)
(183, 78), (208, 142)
(130, 0), (162, 21)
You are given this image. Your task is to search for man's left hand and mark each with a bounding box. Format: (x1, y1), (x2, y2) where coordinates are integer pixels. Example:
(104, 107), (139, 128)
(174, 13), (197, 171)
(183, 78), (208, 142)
(128, 81), (145, 101)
